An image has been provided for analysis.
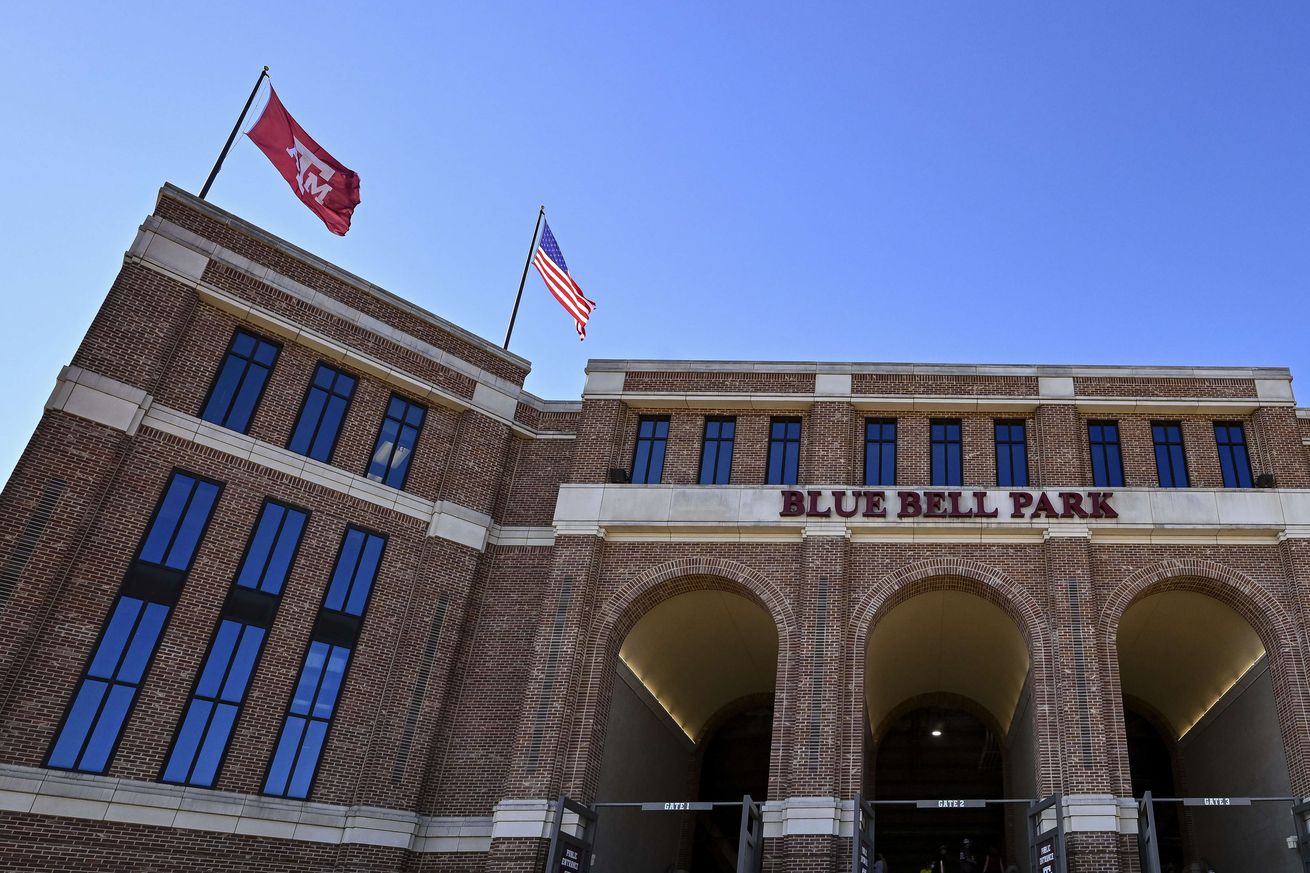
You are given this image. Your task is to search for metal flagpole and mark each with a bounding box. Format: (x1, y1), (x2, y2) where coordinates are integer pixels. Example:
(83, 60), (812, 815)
(199, 66), (271, 200)
(503, 204), (546, 350)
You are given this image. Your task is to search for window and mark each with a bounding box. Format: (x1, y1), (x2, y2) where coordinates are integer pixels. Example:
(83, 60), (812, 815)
(366, 395), (425, 489)
(48, 472), (221, 773)
(201, 330), (279, 433)
(766, 418), (802, 485)
(930, 419), (962, 487)
(162, 501), (307, 786)
(1152, 422), (1189, 488)
(631, 416), (669, 484)
(288, 364), (357, 463)
(1088, 421), (1124, 487)
(864, 419), (896, 487)
(1215, 422), (1253, 488)
(698, 417), (735, 485)
(994, 420), (1029, 487)
(263, 527), (385, 799)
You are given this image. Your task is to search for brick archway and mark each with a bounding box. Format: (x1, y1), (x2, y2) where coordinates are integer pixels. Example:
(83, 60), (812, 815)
(561, 557), (796, 802)
(841, 557), (1056, 798)
(1097, 558), (1310, 796)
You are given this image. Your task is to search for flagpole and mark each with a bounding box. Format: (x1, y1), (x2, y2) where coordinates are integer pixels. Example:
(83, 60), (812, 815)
(199, 66), (270, 200)
(503, 205), (546, 350)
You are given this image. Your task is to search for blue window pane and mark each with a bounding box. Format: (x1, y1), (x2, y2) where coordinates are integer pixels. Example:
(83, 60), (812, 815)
(309, 395), (350, 461)
(405, 404), (425, 427)
(367, 418), (403, 482)
(288, 391), (327, 455)
(48, 680), (109, 768)
(345, 536), (384, 616)
(262, 510), (306, 595)
(201, 357), (246, 425)
(195, 620), (242, 698)
(139, 475), (196, 565)
(292, 643), (329, 715)
(163, 699), (213, 783)
(226, 368), (270, 433)
(253, 342), (277, 366)
(88, 597), (143, 679)
(782, 442), (799, 485)
(646, 439), (666, 484)
(164, 480), (220, 571)
(231, 332), (256, 357)
(116, 602), (169, 684)
(79, 684), (135, 772)
(222, 626), (265, 701)
(326, 530), (365, 612)
(237, 506), (283, 589)
(265, 716), (307, 796)
(387, 396), (405, 419)
(190, 703), (238, 786)
(632, 441), (652, 483)
(313, 646), (351, 719)
(287, 720), (329, 799)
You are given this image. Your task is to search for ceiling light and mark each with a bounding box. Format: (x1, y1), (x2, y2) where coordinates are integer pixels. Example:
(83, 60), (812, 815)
(931, 729), (942, 737)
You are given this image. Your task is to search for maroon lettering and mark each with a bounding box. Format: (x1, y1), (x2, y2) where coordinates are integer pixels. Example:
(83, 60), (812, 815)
(925, 491), (948, 517)
(1089, 491), (1118, 519)
(1059, 492), (1088, 519)
(1010, 492), (1034, 518)
(973, 491), (999, 518)
(862, 491), (887, 518)
(1031, 492), (1060, 519)
(832, 490), (859, 518)
(807, 490), (831, 517)
(780, 490), (806, 516)
(947, 491), (972, 518)
(898, 491), (922, 518)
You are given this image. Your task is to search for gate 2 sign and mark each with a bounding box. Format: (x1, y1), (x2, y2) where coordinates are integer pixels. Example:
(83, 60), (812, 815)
(779, 489), (1118, 521)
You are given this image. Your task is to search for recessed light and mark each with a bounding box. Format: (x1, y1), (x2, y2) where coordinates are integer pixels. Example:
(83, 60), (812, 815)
(931, 729), (942, 737)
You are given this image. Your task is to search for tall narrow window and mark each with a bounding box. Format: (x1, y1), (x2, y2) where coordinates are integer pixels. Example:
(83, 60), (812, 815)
(994, 420), (1029, 487)
(48, 471), (222, 773)
(1152, 422), (1189, 487)
(930, 419), (963, 487)
(288, 365), (357, 463)
(1088, 421), (1124, 487)
(367, 395), (425, 489)
(201, 330), (280, 433)
(631, 416), (669, 484)
(864, 419), (897, 487)
(1214, 422), (1253, 488)
(264, 527), (385, 799)
(766, 418), (802, 485)
(162, 501), (308, 787)
(698, 417), (735, 485)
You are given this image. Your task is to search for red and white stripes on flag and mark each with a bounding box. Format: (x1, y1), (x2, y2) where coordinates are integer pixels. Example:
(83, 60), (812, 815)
(532, 220), (597, 340)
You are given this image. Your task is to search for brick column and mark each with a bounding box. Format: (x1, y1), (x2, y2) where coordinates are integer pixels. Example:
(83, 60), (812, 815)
(1253, 406), (1310, 488)
(769, 527), (850, 871)
(568, 398), (625, 484)
(1273, 536), (1310, 796)
(1035, 403), (1084, 488)
(805, 401), (853, 484)
(486, 533), (605, 873)
(1043, 530), (1123, 873)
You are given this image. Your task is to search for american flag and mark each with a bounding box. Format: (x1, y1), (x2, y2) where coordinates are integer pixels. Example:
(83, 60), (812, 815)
(532, 221), (597, 340)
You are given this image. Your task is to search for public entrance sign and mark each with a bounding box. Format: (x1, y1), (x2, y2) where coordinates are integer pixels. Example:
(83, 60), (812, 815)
(1027, 795), (1066, 873)
(544, 796), (597, 873)
(1294, 799), (1310, 872)
(852, 795), (875, 873)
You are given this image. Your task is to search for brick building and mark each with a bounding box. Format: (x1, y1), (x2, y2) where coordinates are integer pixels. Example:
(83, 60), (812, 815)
(0, 184), (1308, 872)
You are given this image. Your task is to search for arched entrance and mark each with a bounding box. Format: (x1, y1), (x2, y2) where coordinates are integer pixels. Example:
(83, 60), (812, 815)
(863, 585), (1037, 873)
(1116, 587), (1298, 872)
(592, 585), (780, 872)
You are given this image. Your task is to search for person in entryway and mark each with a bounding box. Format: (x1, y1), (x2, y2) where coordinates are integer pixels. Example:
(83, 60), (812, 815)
(981, 844), (1005, 872)
(872, 851), (888, 873)
(958, 838), (977, 873)
(926, 844), (949, 873)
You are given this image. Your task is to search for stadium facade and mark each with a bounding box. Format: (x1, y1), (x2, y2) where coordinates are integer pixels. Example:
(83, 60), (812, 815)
(0, 185), (1308, 872)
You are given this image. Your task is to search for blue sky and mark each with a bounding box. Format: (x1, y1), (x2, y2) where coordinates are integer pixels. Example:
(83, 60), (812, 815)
(3, 3), (1309, 485)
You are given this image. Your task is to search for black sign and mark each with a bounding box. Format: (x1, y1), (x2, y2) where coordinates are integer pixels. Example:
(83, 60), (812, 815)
(915, 799), (986, 809)
(550, 833), (590, 873)
(640, 801), (713, 811)
(1035, 831), (1058, 873)
(1182, 797), (1251, 807)
(856, 842), (871, 873)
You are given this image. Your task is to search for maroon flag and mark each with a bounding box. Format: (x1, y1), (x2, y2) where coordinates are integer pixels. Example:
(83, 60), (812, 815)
(246, 87), (361, 235)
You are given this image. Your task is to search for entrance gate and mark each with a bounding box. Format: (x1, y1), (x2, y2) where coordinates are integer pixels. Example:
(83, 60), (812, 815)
(545, 795), (765, 873)
(1136, 793), (1303, 873)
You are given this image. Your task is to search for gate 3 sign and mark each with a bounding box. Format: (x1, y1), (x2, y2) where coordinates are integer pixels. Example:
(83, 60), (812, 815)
(779, 489), (1118, 521)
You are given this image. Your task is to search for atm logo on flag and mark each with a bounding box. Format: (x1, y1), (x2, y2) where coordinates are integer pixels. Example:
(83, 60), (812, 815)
(247, 86), (361, 235)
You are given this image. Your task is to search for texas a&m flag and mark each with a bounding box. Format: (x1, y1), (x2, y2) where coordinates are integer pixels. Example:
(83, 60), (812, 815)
(532, 221), (597, 339)
(247, 87), (361, 235)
